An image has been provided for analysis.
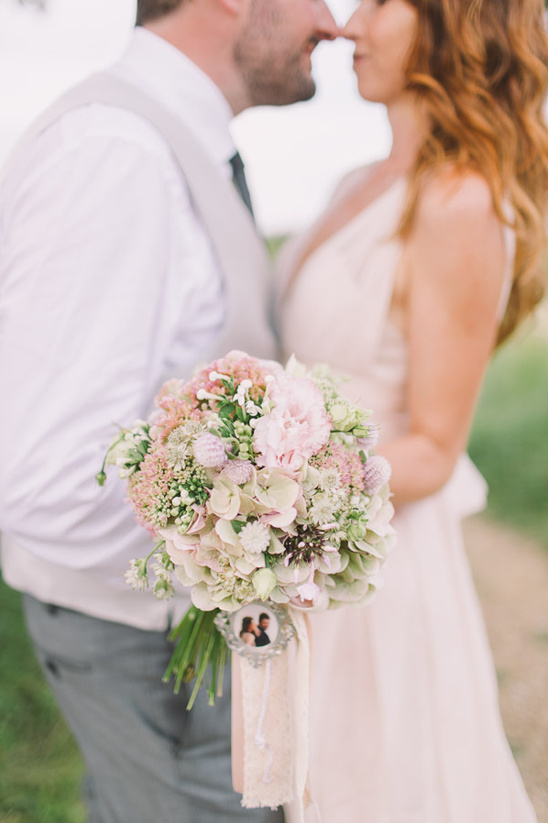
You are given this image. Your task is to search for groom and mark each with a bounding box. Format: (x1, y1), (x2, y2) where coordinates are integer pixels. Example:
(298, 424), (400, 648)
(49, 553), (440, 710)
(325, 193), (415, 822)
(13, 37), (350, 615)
(0, 0), (337, 820)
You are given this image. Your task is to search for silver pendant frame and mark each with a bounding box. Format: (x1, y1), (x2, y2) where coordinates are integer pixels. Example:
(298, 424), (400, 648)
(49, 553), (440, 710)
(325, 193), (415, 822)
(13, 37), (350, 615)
(214, 602), (296, 668)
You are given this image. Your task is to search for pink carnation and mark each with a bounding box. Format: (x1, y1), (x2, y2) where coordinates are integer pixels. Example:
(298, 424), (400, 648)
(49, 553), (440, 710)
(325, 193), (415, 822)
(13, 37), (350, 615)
(253, 374), (331, 472)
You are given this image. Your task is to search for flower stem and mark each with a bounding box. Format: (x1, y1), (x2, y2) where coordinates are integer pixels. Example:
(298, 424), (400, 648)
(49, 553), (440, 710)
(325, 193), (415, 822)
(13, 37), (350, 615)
(163, 606), (226, 710)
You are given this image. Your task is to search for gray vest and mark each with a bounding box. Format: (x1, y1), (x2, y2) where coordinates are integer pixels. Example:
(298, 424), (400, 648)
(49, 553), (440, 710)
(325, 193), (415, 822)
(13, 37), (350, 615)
(1, 71), (279, 367)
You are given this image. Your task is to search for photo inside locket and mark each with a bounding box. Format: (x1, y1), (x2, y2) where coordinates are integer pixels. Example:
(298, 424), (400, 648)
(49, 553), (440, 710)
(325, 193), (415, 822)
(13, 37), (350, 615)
(232, 604), (279, 650)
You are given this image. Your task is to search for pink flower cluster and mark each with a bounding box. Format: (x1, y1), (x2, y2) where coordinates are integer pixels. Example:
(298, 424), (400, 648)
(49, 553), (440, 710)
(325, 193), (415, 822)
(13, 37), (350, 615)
(151, 382), (201, 441)
(311, 440), (365, 494)
(150, 352), (279, 443)
(128, 446), (172, 534)
(186, 351), (275, 407)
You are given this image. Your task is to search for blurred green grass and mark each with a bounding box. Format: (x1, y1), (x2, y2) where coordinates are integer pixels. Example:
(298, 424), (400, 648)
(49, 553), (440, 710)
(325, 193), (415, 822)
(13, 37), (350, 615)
(0, 578), (85, 823)
(0, 328), (546, 820)
(469, 331), (548, 549)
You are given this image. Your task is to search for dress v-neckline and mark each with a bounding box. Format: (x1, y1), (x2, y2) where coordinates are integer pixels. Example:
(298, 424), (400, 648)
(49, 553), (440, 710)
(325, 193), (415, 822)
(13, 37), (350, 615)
(283, 176), (406, 298)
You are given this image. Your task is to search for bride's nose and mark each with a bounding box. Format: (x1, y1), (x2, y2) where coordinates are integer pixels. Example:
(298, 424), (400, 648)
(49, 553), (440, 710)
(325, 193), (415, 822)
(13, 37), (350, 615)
(341, 4), (366, 42)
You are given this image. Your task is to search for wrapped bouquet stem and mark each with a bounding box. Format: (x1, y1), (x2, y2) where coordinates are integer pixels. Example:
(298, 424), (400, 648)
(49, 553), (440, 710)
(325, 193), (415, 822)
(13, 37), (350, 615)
(98, 350), (395, 809)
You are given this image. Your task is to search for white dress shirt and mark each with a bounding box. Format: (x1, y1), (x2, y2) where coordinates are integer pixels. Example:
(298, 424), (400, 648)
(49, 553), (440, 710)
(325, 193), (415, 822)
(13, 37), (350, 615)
(0, 29), (240, 627)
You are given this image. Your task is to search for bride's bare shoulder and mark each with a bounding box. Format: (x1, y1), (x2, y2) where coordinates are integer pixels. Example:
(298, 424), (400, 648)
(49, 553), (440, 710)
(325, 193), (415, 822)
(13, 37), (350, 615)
(409, 167), (506, 307)
(415, 167), (496, 228)
(329, 164), (380, 207)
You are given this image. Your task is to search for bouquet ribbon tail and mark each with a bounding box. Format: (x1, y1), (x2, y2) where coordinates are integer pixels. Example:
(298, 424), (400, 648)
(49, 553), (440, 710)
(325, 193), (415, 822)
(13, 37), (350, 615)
(231, 608), (311, 820)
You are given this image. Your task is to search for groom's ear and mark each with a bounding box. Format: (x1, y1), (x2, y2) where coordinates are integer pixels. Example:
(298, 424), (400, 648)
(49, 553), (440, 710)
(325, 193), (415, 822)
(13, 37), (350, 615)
(215, 0), (251, 18)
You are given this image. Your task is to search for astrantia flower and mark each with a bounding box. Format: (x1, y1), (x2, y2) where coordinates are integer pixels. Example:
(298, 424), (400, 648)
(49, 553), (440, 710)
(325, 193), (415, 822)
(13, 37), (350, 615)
(362, 455), (392, 495)
(311, 440), (365, 495)
(166, 426), (193, 471)
(239, 521), (270, 556)
(308, 492), (340, 526)
(253, 374), (331, 471)
(193, 433), (227, 468)
(318, 467), (342, 493)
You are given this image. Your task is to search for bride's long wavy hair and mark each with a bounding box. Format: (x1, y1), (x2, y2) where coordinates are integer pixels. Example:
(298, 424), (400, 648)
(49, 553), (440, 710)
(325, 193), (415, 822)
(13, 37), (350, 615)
(400, 0), (548, 343)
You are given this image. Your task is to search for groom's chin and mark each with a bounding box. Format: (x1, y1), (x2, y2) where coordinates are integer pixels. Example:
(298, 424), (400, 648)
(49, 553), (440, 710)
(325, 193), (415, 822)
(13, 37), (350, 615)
(275, 73), (317, 106)
(247, 78), (317, 108)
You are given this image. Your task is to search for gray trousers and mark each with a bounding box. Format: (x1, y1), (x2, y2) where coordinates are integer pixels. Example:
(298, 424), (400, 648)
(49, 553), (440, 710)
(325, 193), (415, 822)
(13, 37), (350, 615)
(22, 595), (284, 823)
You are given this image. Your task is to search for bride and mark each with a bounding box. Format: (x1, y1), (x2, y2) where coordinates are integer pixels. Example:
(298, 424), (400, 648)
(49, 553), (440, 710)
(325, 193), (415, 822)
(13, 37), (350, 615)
(280, 0), (548, 820)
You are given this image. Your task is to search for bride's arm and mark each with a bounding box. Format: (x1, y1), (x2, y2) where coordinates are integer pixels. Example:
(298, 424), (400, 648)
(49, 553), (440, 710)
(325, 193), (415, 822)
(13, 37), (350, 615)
(378, 171), (507, 506)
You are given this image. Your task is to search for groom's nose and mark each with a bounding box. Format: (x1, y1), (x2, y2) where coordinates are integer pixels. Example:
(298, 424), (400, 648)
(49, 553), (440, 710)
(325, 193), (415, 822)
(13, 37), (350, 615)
(314, 0), (340, 41)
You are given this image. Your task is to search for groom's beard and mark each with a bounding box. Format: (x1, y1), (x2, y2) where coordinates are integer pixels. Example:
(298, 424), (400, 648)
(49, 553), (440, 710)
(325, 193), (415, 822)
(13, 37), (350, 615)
(235, 46), (317, 107)
(234, 15), (318, 106)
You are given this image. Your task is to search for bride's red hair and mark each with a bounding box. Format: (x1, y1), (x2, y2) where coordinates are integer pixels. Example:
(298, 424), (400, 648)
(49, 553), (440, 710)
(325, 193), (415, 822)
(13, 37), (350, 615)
(401, 0), (548, 343)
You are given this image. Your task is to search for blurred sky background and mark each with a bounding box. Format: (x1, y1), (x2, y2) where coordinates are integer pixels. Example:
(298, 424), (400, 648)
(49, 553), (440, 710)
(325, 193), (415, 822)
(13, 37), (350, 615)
(0, 0), (393, 236)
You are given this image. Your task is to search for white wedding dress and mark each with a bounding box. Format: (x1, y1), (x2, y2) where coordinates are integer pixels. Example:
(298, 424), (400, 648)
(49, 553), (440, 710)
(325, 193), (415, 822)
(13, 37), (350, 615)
(279, 178), (538, 823)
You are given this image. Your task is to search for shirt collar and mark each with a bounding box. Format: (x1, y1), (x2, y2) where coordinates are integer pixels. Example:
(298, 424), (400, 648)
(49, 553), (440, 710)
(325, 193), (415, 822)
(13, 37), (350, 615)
(111, 27), (236, 173)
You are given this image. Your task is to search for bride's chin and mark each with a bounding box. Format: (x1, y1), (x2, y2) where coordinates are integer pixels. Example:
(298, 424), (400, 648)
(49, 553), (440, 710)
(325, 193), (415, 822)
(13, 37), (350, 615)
(352, 71), (376, 101)
(352, 75), (393, 106)
(355, 83), (384, 105)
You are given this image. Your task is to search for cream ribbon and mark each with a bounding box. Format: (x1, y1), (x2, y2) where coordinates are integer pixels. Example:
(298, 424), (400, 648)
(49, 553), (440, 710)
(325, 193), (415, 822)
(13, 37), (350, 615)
(232, 608), (310, 818)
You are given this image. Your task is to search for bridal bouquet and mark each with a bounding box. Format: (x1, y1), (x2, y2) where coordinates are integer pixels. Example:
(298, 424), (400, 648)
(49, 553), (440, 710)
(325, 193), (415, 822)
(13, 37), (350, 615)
(97, 351), (394, 708)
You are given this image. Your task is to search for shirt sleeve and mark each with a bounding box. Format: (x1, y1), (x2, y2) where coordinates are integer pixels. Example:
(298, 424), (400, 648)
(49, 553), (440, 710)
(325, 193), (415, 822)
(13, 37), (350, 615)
(0, 124), (192, 571)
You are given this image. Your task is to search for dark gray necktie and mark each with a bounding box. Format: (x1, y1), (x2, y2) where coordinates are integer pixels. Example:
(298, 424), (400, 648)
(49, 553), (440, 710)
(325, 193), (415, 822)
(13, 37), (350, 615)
(229, 151), (254, 219)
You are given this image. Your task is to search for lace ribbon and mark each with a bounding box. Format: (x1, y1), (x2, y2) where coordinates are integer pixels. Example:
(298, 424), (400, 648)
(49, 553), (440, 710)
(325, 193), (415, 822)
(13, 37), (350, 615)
(232, 608), (310, 818)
